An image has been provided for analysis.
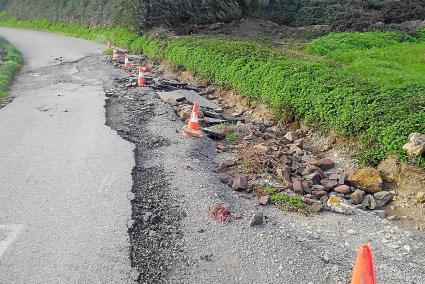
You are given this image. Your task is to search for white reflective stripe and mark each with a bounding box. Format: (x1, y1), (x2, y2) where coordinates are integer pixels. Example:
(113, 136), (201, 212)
(139, 71), (144, 78)
(191, 112), (198, 123)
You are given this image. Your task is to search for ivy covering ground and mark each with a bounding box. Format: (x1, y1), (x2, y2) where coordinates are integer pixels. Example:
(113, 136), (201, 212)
(0, 35), (21, 98)
(0, 12), (423, 167)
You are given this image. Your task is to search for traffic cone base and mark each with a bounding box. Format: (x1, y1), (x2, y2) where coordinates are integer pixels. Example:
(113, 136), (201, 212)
(182, 127), (204, 138)
(351, 244), (376, 284)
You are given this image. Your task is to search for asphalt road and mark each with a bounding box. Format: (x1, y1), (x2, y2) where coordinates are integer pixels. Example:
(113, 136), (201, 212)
(0, 28), (135, 283)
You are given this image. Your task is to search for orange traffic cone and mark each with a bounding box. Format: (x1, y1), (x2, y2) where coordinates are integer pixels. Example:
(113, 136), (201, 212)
(124, 53), (131, 68)
(137, 67), (145, 87)
(183, 102), (203, 138)
(112, 48), (119, 61)
(351, 244), (376, 284)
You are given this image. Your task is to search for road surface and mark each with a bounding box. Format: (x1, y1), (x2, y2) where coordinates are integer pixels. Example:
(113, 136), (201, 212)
(0, 28), (135, 283)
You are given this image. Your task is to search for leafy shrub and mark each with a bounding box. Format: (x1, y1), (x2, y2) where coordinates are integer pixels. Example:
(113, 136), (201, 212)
(0, 37), (22, 97)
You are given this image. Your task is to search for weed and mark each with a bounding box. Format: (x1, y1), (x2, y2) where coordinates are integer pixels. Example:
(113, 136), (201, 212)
(226, 132), (239, 142)
(270, 193), (311, 214)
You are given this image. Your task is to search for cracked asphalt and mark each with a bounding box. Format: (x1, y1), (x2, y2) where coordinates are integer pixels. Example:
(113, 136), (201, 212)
(0, 28), (135, 283)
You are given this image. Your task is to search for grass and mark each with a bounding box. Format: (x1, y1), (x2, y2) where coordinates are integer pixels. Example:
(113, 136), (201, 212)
(0, 11), (423, 167)
(226, 132), (239, 142)
(270, 192), (311, 214)
(0, 37), (22, 98)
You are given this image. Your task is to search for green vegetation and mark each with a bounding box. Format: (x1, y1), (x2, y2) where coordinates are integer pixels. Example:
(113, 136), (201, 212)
(0, 36), (21, 98)
(0, 12), (423, 167)
(226, 132), (239, 142)
(270, 192), (311, 214)
(1, 0), (424, 32)
(103, 48), (113, 56)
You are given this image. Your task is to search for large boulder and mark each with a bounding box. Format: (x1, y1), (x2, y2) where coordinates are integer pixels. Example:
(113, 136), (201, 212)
(347, 168), (383, 194)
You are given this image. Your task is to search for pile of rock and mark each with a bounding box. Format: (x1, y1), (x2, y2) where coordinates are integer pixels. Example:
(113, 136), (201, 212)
(212, 124), (394, 214)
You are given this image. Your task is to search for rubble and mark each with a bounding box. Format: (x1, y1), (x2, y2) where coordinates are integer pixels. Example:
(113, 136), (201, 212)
(349, 189), (365, 205)
(374, 191), (393, 207)
(107, 56), (396, 218)
(249, 212), (264, 227)
(232, 175), (249, 191)
(209, 204), (232, 222)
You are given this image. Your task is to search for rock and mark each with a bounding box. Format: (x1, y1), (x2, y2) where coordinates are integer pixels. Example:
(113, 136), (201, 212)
(213, 163), (226, 173)
(334, 185), (351, 194)
(320, 179), (338, 190)
(374, 191), (393, 207)
(216, 143), (227, 151)
(387, 215), (400, 221)
(347, 168), (383, 193)
(415, 192), (425, 203)
(276, 167), (291, 182)
(350, 189), (365, 205)
(312, 189), (327, 199)
(176, 105), (193, 121)
(253, 144), (269, 153)
(284, 131), (299, 142)
(280, 155), (292, 165)
(362, 194), (377, 210)
(259, 195), (270, 205)
(403, 133), (425, 157)
(301, 181), (310, 191)
(202, 128), (226, 140)
(302, 164), (318, 175)
(219, 173), (233, 185)
(306, 158), (320, 167)
(306, 173), (321, 185)
(249, 212), (264, 227)
(213, 160), (236, 172)
(232, 176), (249, 191)
(326, 195), (351, 214)
(292, 178), (304, 194)
(319, 158), (334, 171)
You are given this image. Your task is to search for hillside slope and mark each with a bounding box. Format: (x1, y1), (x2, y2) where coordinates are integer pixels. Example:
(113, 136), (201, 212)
(0, 0), (424, 32)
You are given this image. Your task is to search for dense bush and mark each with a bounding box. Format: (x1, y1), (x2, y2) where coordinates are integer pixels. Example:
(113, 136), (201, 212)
(0, 36), (22, 97)
(0, 0), (424, 32)
(0, 13), (423, 167)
